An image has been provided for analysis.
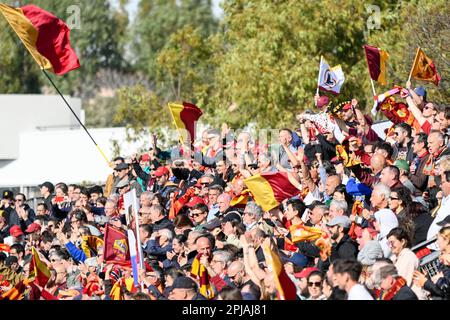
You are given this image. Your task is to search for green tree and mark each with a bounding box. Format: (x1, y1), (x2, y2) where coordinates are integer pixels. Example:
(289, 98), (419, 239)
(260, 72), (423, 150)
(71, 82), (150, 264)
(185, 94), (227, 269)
(131, 0), (218, 86)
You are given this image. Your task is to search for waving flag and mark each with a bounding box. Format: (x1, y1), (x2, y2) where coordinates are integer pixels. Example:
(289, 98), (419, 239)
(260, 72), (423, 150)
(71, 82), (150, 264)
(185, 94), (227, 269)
(29, 247), (51, 287)
(411, 48), (441, 86)
(262, 241), (297, 300)
(168, 102), (203, 144)
(363, 45), (389, 85)
(318, 56), (345, 95)
(0, 3), (80, 75)
(244, 172), (299, 212)
(103, 224), (131, 267)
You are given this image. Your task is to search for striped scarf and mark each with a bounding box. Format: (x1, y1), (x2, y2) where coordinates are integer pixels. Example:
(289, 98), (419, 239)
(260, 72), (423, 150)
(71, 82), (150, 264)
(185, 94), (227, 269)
(190, 255), (214, 299)
(380, 276), (407, 300)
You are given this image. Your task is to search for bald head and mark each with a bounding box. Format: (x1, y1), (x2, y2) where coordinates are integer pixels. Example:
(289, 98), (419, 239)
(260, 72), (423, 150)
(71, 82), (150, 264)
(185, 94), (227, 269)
(218, 193), (231, 213)
(325, 175), (341, 196)
(228, 261), (244, 276)
(196, 236), (212, 257)
(371, 154), (386, 171)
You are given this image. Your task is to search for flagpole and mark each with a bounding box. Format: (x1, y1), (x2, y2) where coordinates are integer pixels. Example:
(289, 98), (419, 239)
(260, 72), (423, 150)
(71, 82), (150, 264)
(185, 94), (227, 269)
(316, 55), (323, 96)
(167, 103), (185, 145)
(407, 47), (421, 84)
(41, 69), (110, 166)
(370, 78), (377, 97)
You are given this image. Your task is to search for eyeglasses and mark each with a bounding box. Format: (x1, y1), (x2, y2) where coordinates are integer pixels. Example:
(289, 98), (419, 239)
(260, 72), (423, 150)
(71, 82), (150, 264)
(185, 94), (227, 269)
(390, 197), (399, 200)
(190, 213), (203, 218)
(308, 281), (322, 287)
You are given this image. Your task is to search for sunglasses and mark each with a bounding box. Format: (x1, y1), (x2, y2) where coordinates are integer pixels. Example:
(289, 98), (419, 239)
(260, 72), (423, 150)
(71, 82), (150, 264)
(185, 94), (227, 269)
(190, 213), (203, 218)
(390, 197), (399, 200)
(308, 281), (322, 287)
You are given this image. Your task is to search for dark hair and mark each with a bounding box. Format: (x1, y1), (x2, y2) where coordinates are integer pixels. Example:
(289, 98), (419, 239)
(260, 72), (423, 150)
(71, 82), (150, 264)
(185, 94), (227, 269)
(140, 224), (153, 236)
(163, 267), (184, 280)
(131, 292), (151, 300)
(415, 132), (428, 149)
(307, 270), (324, 283)
(96, 196), (107, 206)
(391, 187), (411, 208)
(375, 142), (394, 158)
(113, 157), (125, 163)
(394, 123), (412, 138)
(80, 187), (90, 199)
(405, 202), (428, 219)
(219, 286), (243, 300)
(89, 185), (103, 195)
(443, 106), (450, 121)
(333, 259), (363, 282)
(174, 234), (187, 244)
(16, 193), (26, 201)
(385, 165), (400, 181)
(40, 231), (54, 244)
(55, 183), (68, 195)
(280, 128), (293, 136)
(333, 184), (353, 205)
(173, 214), (194, 228)
(10, 243), (25, 255)
(37, 202), (48, 210)
(72, 209), (87, 223)
(387, 227), (411, 248)
(192, 203), (209, 213)
(286, 199), (306, 217)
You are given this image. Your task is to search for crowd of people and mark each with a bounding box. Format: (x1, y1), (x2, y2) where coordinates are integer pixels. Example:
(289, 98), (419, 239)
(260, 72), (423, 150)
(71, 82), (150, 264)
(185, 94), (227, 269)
(1, 83), (450, 301)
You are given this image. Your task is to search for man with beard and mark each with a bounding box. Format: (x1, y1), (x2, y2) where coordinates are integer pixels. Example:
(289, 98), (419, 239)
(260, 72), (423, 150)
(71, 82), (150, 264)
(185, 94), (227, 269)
(227, 261), (261, 300)
(326, 216), (358, 262)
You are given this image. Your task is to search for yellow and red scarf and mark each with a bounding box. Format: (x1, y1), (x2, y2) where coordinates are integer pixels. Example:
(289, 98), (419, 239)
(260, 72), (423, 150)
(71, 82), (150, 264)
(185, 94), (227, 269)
(190, 255), (214, 299)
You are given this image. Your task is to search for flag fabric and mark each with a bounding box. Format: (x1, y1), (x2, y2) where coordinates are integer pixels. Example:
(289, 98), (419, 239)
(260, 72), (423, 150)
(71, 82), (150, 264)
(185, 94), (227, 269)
(109, 277), (137, 300)
(29, 247), (51, 287)
(230, 189), (251, 208)
(244, 172), (300, 212)
(0, 243), (10, 253)
(289, 224), (331, 261)
(411, 48), (441, 86)
(81, 235), (104, 258)
(168, 102), (203, 144)
(191, 255), (214, 299)
(262, 242), (297, 300)
(363, 45), (389, 85)
(0, 3), (80, 75)
(289, 224), (324, 243)
(318, 57), (345, 95)
(103, 224), (131, 266)
(0, 279), (28, 300)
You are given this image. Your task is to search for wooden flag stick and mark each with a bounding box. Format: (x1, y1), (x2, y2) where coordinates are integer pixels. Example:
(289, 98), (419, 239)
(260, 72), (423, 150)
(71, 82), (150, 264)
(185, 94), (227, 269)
(407, 47), (421, 84)
(370, 78), (377, 97)
(41, 69), (110, 166)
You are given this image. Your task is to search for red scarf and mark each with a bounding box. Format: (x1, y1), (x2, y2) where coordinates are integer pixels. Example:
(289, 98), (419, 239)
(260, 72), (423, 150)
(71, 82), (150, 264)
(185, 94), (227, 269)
(380, 277), (407, 300)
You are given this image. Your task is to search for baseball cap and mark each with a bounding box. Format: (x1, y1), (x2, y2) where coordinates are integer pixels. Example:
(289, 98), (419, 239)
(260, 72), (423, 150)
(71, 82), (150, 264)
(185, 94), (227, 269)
(172, 276), (198, 290)
(39, 181), (54, 193)
(185, 196), (205, 208)
(394, 160), (410, 172)
(326, 216), (351, 228)
(154, 166), (169, 177)
(221, 211), (242, 223)
(203, 218), (222, 231)
(342, 102), (352, 110)
(414, 86), (427, 100)
(2, 190), (13, 200)
(115, 163), (129, 171)
(282, 252), (308, 268)
(294, 267), (319, 279)
(140, 154), (150, 162)
(437, 215), (450, 227)
(25, 223), (41, 234)
(9, 225), (24, 237)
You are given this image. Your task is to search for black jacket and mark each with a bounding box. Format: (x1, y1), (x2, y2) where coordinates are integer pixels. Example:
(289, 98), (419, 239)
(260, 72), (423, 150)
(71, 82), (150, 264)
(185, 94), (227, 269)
(392, 285), (418, 300)
(330, 234), (359, 262)
(8, 204), (35, 230)
(412, 213), (433, 246)
(152, 217), (174, 232)
(423, 264), (450, 300)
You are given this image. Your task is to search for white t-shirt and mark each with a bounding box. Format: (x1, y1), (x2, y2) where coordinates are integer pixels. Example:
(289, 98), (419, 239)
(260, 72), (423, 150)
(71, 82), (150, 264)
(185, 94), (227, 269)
(347, 283), (374, 300)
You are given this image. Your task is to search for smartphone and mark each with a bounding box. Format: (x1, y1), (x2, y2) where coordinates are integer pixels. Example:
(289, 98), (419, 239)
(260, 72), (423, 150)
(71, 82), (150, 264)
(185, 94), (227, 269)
(55, 196), (65, 204)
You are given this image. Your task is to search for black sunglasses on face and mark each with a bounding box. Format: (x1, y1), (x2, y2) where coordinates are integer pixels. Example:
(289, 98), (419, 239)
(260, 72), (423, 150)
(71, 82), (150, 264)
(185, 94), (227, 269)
(308, 281), (322, 287)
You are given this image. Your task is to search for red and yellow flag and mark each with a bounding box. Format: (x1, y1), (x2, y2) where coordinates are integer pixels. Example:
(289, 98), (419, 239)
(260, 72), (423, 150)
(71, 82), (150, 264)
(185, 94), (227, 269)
(411, 48), (441, 86)
(168, 102), (203, 144)
(0, 3), (80, 75)
(29, 247), (51, 287)
(191, 255), (214, 299)
(262, 241), (297, 300)
(289, 224), (323, 243)
(0, 279), (29, 300)
(81, 235), (104, 258)
(244, 172), (299, 212)
(0, 243), (10, 253)
(363, 45), (389, 85)
(103, 224), (131, 267)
